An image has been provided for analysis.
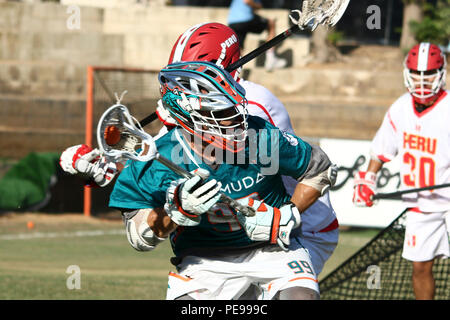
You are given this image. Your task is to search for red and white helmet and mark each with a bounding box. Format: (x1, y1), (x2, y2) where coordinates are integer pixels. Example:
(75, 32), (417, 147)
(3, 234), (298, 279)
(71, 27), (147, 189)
(403, 42), (447, 105)
(168, 22), (242, 80)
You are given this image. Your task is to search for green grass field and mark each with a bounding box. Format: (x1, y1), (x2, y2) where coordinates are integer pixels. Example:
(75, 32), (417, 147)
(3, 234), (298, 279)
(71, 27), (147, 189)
(0, 212), (379, 300)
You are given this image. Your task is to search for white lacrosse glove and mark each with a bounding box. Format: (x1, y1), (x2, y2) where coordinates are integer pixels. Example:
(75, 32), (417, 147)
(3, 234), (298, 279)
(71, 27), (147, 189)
(60, 144), (118, 187)
(352, 171), (377, 207)
(236, 199), (301, 251)
(156, 99), (177, 128)
(164, 168), (222, 226)
(124, 209), (167, 252)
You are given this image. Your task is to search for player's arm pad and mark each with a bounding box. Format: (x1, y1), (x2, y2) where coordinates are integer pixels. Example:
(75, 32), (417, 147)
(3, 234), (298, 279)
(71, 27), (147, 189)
(298, 144), (334, 194)
(122, 209), (167, 252)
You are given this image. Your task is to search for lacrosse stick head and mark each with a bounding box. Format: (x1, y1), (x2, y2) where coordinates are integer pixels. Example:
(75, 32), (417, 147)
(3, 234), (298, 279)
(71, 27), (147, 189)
(97, 104), (157, 162)
(290, 0), (350, 31)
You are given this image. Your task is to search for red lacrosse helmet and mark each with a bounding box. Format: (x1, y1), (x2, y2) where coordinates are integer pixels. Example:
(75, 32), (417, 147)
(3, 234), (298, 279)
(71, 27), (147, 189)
(168, 22), (242, 80)
(403, 42), (447, 105)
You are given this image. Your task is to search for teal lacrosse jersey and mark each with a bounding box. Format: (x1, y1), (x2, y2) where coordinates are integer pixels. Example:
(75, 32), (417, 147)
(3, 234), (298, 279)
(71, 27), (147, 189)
(109, 116), (312, 257)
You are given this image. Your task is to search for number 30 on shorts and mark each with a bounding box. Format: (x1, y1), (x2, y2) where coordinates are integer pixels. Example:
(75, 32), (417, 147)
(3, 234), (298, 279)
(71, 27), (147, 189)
(287, 260), (315, 275)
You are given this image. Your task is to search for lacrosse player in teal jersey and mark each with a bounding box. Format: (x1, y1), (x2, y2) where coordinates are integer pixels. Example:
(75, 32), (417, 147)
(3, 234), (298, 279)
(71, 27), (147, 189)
(109, 61), (335, 300)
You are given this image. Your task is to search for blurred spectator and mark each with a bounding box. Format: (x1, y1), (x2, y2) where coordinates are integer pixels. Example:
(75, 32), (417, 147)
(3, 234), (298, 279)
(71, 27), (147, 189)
(227, 0), (286, 71)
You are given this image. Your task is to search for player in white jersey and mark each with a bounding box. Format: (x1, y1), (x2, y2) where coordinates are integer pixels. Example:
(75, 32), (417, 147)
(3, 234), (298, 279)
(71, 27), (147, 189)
(353, 42), (449, 300)
(59, 22), (338, 277)
(239, 79), (338, 275)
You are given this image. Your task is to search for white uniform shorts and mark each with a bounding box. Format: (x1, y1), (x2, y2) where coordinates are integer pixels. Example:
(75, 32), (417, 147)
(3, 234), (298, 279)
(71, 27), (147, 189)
(402, 209), (450, 262)
(298, 228), (339, 276)
(290, 216), (339, 276)
(166, 240), (319, 300)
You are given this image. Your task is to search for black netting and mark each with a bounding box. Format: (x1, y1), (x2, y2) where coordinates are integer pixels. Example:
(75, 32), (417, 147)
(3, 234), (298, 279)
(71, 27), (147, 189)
(319, 209), (449, 300)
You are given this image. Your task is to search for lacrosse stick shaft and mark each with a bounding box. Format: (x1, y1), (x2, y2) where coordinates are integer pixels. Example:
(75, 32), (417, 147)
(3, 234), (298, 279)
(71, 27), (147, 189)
(156, 154), (256, 217)
(226, 25), (298, 73)
(156, 154), (192, 179)
(140, 1), (349, 127)
(228, 0), (350, 72)
(139, 112), (159, 128)
(372, 183), (450, 200)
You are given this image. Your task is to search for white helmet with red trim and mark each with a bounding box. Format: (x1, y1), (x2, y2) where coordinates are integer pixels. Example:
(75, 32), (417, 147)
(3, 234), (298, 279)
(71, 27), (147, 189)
(403, 42), (447, 105)
(168, 22), (241, 80)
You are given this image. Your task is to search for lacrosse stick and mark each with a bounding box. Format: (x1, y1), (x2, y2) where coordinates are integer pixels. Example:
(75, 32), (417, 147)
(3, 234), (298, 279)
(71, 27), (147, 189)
(97, 102), (256, 217)
(225, 0), (350, 72)
(372, 183), (450, 200)
(138, 0), (350, 128)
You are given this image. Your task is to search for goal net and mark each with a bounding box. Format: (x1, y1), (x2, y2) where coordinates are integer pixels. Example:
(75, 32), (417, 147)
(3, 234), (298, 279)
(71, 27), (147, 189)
(319, 209), (449, 299)
(84, 66), (162, 215)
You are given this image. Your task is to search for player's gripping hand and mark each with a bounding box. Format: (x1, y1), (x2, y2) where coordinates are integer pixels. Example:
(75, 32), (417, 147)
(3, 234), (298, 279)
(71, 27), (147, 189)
(165, 168), (222, 226)
(352, 171), (377, 207)
(60, 144), (118, 187)
(236, 199), (301, 251)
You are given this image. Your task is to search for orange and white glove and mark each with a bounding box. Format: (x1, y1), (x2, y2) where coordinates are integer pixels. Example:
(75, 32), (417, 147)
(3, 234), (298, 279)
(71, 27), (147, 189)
(60, 144), (118, 187)
(352, 171), (377, 207)
(236, 199), (301, 251)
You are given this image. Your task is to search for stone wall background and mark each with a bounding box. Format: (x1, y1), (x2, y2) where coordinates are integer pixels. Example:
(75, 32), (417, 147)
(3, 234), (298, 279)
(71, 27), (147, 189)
(1, 2), (448, 159)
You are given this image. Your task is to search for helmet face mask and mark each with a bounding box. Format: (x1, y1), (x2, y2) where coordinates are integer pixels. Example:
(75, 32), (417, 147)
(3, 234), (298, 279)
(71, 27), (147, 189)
(403, 42), (447, 105)
(159, 61), (248, 153)
(193, 105), (249, 143)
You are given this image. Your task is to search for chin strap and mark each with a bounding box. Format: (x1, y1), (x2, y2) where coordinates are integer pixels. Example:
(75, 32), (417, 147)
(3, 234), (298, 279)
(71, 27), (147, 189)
(413, 89), (445, 112)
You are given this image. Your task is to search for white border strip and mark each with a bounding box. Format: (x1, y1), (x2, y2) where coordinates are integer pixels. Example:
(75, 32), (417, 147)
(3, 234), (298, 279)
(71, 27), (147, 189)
(417, 42), (430, 71)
